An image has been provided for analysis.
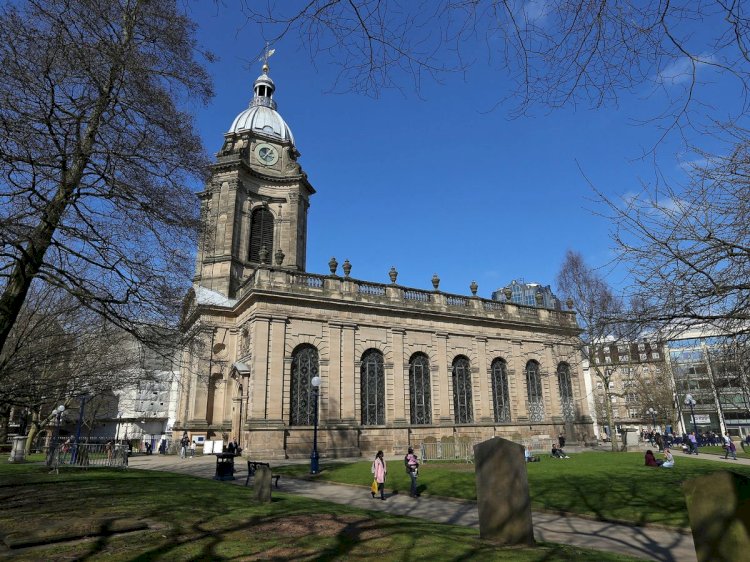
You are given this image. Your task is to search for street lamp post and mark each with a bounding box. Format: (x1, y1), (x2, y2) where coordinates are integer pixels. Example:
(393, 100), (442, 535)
(647, 407), (657, 431)
(685, 393), (699, 443)
(310, 375), (321, 474)
(72, 395), (87, 464)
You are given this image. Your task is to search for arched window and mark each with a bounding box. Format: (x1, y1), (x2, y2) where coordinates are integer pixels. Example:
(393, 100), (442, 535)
(409, 353), (432, 424)
(491, 358), (510, 422)
(557, 362), (575, 421)
(361, 349), (385, 425)
(249, 206), (274, 263)
(526, 360), (544, 422)
(289, 345), (319, 426)
(452, 356), (474, 423)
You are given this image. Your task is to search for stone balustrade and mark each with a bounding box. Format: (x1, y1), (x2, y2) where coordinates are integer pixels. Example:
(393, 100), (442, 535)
(234, 267), (578, 330)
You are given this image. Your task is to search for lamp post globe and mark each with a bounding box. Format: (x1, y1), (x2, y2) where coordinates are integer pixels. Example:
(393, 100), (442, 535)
(684, 394), (699, 438)
(310, 376), (321, 474)
(53, 405), (65, 445)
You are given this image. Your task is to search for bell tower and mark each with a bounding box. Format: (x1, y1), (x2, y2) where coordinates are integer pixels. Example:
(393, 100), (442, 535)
(194, 55), (315, 298)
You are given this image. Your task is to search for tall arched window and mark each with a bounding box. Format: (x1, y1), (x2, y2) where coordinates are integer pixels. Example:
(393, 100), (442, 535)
(289, 345), (319, 426)
(249, 206), (274, 262)
(526, 360), (544, 422)
(452, 356), (474, 423)
(491, 358), (510, 422)
(557, 362), (575, 421)
(361, 349), (385, 425)
(409, 353), (432, 424)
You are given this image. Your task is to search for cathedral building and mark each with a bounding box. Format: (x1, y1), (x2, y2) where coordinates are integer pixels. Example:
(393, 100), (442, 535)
(175, 62), (593, 459)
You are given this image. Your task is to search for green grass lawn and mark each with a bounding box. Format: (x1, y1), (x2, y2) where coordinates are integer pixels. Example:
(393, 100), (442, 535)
(0, 463), (640, 561)
(275, 451), (750, 528)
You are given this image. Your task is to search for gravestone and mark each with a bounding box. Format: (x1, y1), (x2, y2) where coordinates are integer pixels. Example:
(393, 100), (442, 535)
(253, 465), (273, 503)
(8, 436), (27, 463)
(474, 437), (534, 545)
(683, 470), (750, 562)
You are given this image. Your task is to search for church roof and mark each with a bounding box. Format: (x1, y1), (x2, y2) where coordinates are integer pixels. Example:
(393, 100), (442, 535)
(228, 66), (295, 145)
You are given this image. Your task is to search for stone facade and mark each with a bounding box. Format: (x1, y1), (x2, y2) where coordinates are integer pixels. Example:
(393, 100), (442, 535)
(174, 63), (593, 458)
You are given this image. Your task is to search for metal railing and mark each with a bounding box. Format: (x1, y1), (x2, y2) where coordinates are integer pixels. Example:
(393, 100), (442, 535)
(420, 440), (475, 463)
(419, 437), (556, 463)
(46, 443), (128, 470)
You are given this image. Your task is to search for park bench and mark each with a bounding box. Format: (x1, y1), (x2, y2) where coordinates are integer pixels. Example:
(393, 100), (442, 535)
(244, 460), (281, 488)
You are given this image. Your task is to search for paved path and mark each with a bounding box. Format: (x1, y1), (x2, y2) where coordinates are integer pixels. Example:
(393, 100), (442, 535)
(128, 454), (705, 562)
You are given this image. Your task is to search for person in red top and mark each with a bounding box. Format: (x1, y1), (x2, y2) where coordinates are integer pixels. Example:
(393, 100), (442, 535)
(644, 449), (661, 467)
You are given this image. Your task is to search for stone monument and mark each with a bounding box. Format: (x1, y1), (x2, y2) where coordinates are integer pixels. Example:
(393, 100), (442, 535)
(8, 436), (27, 463)
(474, 437), (534, 545)
(683, 470), (750, 562)
(253, 465), (273, 503)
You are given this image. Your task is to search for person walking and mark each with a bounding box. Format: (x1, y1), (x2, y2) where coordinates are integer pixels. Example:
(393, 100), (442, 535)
(558, 433), (566, 449)
(405, 447), (420, 498)
(688, 432), (699, 454)
(190, 440), (196, 459)
(371, 450), (387, 500)
(179, 433), (189, 459)
(724, 439), (737, 460)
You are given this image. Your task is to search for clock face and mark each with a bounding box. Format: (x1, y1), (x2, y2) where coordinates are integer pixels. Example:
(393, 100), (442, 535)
(255, 143), (278, 166)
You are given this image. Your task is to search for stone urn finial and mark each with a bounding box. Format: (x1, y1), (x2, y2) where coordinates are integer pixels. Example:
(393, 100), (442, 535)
(470, 280), (478, 296)
(258, 245), (269, 265)
(328, 256), (338, 276)
(431, 273), (440, 291)
(535, 290), (544, 306)
(566, 297), (574, 310)
(388, 266), (398, 284)
(274, 248), (285, 266)
(503, 286), (512, 302)
(342, 259), (352, 277)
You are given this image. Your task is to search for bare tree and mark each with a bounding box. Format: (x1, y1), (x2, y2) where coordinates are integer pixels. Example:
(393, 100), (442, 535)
(0, 284), (149, 452)
(628, 363), (678, 431)
(240, 1), (750, 134)
(600, 131), (749, 341)
(0, 0), (213, 358)
(556, 249), (640, 451)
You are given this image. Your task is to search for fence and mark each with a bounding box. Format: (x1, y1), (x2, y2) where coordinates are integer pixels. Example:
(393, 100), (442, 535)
(46, 442), (128, 470)
(419, 437), (556, 463)
(420, 440), (475, 463)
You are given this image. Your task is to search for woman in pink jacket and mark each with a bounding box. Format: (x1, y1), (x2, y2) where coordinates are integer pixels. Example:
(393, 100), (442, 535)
(371, 450), (387, 500)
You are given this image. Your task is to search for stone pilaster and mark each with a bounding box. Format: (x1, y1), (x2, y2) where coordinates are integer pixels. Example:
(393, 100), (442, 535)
(266, 316), (288, 422)
(250, 316), (271, 420)
(475, 336), (491, 421)
(327, 323), (343, 421)
(341, 324), (357, 422)
(391, 328), (407, 424)
(435, 332), (452, 422)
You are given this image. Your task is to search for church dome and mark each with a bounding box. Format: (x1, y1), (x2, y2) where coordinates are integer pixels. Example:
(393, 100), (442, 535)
(228, 66), (295, 145)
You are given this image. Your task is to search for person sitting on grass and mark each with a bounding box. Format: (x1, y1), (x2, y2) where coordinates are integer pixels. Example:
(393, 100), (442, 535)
(644, 449), (662, 467)
(551, 443), (569, 459)
(661, 448), (674, 468)
(525, 446), (540, 462)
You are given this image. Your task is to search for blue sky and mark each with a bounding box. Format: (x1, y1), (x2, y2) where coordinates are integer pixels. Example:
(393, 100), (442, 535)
(187, 3), (730, 299)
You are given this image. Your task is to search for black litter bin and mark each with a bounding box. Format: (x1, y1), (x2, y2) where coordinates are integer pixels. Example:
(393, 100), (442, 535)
(213, 453), (235, 481)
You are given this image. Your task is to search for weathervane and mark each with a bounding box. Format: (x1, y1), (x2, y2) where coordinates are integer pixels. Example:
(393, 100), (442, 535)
(259, 42), (275, 74)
